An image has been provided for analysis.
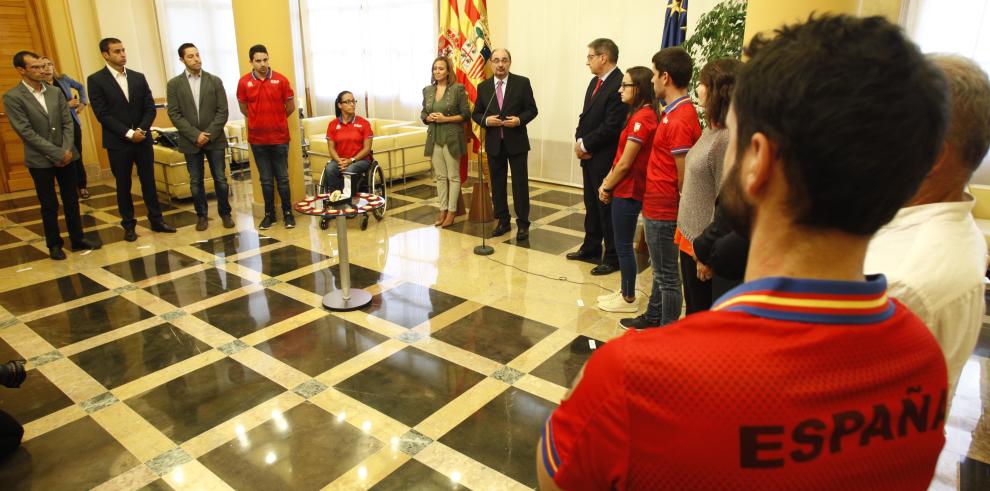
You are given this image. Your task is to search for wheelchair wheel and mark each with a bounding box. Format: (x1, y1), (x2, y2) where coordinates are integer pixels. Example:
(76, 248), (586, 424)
(370, 162), (387, 221)
(360, 215), (369, 230)
(319, 217), (329, 230)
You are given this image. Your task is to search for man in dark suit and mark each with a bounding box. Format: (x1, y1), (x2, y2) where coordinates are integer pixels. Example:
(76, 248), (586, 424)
(472, 48), (539, 241)
(3, 50), (100, 260)
(166, 43), (233, 231)
(88, 37), (175, 241)
(568, 38), (627, 275)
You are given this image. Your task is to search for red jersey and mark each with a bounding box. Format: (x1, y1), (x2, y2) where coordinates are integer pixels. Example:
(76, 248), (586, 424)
(611, 105), (658, 201)
(236, 70), (294, 145)
(642, 96), (701, 220)
(326, 115), (373, 160)
(542, 275), (947, 490)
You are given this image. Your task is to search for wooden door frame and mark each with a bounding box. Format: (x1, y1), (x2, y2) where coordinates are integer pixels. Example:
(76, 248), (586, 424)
(0, 0), (61, 194)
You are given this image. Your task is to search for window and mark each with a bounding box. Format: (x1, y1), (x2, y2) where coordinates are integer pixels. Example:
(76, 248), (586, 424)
(155, 0), (243, 119)
(299, 0), (435, 120)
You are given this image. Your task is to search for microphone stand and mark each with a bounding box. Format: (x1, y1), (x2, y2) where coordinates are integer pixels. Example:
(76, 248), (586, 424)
(473, 86), (499, 256)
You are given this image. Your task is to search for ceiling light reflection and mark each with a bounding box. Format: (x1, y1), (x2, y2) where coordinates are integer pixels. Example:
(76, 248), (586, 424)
(265, 451), (277, 464)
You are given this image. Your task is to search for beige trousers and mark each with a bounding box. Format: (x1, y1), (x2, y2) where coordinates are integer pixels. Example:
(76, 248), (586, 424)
(431, 144), (460, 211)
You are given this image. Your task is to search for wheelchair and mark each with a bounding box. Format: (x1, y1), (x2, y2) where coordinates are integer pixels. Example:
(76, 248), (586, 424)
(317, 159), (387, 231)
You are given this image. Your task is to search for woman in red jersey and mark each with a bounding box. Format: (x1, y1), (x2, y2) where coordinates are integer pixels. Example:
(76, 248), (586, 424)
(596, 66), (659, 313)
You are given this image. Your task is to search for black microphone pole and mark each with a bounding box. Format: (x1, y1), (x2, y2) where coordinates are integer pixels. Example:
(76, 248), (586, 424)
(474, 85), (499, 256)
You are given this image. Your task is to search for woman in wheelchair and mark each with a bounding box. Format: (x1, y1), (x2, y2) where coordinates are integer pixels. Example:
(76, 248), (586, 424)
(321, 90), (373, 193)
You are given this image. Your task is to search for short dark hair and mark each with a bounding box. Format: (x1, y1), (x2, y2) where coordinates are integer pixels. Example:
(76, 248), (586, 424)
(588, 38), (618, 64)
(12, 50), (39, 69)
(733, 14), (948, 236)
(928, 54), (990, 173)
(334, 91), (353, 119)
(99, 37), (122, 54)
(624, 66), (657, 121)
(178, 43), (196, 58)
(248, 44), (268, 61)
(651, 47), (693, 89)
(492, 48), (511, 61)
(699, 58), (741, 128)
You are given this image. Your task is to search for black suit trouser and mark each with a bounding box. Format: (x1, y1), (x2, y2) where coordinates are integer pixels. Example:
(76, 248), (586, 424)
(581, 160), (617, 265)
(489, 141), (530, 226)
(107, 145), (163, 229)
(71, 120), (86, 188)
(28, 165), (84, 248)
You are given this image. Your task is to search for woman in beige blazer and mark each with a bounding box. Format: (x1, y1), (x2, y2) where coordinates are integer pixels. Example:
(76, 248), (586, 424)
(421, 56), (470, 227)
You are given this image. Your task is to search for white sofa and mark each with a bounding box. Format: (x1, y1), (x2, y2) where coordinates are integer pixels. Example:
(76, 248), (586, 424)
(301, 116), (431, 182)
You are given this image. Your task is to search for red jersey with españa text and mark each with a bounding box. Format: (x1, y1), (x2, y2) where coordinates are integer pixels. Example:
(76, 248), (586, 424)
(641, 96), (701, 220)
(611, 105), (658, 201)
(542, 275), (947, 490)
(325, 115), (373, 160)
(237, 70), (294, 145)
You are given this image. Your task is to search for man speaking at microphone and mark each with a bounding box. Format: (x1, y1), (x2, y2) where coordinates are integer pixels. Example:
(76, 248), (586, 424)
(472, 48), (539, 241)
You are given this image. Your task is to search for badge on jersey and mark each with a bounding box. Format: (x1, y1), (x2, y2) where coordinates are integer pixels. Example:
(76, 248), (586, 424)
(272, 79), (280, 84)
(663, 117), (669, 124)
(247, 81), (254, 88)
(634, 122), (642, 132)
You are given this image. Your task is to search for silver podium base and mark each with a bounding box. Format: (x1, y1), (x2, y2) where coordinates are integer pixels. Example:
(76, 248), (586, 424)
(322, 289), (373, 311)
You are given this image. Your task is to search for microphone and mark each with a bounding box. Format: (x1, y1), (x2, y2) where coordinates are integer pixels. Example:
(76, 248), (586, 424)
(473, 78), (500, 256)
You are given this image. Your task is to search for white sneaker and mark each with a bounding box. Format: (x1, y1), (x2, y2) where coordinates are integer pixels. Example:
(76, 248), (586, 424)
(598, 294), (639, 313)
(597, 290), (621, 303)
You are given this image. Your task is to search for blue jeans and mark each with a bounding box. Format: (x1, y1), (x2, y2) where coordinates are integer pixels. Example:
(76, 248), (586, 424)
(611, 197), (642, 298)
(185, 148), (231, 217)
(643, 218), (681, 325)
(322, 159), (371, 193)
(251, 144), (291, 216)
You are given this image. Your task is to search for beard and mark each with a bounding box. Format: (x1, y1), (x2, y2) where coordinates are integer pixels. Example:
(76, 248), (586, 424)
(721, 156), (755, 239)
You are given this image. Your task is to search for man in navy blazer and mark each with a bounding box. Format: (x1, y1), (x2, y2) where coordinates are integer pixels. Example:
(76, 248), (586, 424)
(569, 38), (627, 275)
(88, 37), (174, 241)
(472, 48), (539, 240)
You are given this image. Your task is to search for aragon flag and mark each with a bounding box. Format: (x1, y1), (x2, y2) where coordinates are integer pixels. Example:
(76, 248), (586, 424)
(438, 0), (492, 182)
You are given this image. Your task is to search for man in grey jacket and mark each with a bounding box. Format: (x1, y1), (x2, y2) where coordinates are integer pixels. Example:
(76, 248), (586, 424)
(3, 50), (100, 260)
(166, 43), (233, 230)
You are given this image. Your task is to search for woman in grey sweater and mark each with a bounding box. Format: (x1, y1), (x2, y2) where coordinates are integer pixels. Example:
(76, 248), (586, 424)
(675, 58), (741, 312)
(422, 56), (471, 228)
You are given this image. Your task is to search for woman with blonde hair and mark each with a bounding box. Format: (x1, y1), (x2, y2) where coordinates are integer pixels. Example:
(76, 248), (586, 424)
(421, 56), (470, 227)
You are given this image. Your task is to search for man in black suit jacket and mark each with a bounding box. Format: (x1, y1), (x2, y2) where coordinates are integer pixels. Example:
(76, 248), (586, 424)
(569, 38), (627, 275)
(88, 37), (174, 241)
(472, 49), (539, 240)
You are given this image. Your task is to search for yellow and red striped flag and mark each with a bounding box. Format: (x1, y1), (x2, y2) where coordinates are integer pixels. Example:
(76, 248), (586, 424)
(438, 0), (492, 180)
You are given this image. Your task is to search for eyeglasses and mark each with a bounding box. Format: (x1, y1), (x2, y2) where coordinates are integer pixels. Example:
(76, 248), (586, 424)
(340, 100), (356, 105)
(620, 83), (636, 88)
(586, 53), (604, 61)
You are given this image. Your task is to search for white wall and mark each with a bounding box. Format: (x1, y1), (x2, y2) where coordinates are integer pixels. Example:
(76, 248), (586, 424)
(93, 0), (169, 97)
(496, 0), (715, 186)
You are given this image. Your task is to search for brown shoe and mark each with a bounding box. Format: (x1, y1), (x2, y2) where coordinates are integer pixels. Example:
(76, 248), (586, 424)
(195, 216), (208, 231)
(434, 210), (447, 226)
(221, 215), (235, 228)
(440, 212), (455, 228)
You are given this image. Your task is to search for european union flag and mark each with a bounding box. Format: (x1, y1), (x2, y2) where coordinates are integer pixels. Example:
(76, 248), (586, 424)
(662, 0), (688, 48)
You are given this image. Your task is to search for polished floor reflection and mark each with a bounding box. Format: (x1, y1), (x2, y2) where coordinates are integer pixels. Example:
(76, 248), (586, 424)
(0, 176), (986, 490)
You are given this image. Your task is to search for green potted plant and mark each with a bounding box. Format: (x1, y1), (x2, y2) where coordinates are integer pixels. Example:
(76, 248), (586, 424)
(681, 0), (748, 101)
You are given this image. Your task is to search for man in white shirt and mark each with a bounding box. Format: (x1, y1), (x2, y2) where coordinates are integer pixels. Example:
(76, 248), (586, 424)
(865, 54), (990, 399)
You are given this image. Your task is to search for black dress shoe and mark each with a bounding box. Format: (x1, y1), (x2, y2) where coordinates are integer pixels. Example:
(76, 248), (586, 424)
(491, 220), (511, 238)
(590, 263), (619, 276)
(516, 224), (530, 241)
(49, 247), (66, 260)
(70, 238), (102, 251)
(123, 228), (138, 242)
(566, 250), (599, 260)
(151, 222), (177, 233)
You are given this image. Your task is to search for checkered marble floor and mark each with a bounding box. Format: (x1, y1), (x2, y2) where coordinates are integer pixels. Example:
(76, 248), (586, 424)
(0, 176), (986, 490)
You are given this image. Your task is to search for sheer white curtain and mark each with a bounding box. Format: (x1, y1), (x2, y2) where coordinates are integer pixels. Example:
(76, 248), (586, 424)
(299, 0), (435, 121)
(903, 0), (990, 182)
(154, 0), (243, 120)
